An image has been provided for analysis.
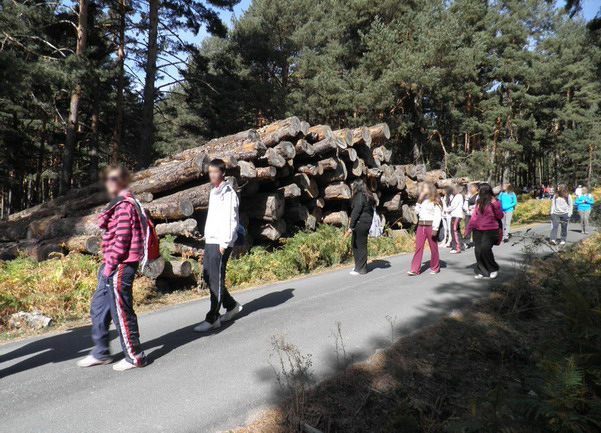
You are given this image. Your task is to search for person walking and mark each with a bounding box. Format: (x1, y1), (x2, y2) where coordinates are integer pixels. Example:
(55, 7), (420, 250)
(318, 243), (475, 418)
(447, 184), (465, 254)
(463, 183), (479, 248)
(464, 183), (504, 279)
(441, 186), (453, 248)
(498, 184), (517, 242)
(194, 159), (242, 332)
(347, 179), (376, 275)
(549, 184), (573, 245)
(77, 165), (147, 371)
(408, 182), (442, 276)
(575, 187), (595, 234)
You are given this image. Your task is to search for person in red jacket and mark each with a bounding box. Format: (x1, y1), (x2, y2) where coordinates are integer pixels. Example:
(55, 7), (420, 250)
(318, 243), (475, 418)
(77, 165), (147, 371)
(464, 183), (504, 280)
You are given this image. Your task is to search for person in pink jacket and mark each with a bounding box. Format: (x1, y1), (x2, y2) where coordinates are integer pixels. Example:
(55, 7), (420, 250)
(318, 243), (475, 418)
(464, 183), (504, 279)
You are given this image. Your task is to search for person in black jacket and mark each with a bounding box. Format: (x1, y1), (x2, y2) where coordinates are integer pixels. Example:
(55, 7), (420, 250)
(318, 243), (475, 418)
(346, 179), (376, 275)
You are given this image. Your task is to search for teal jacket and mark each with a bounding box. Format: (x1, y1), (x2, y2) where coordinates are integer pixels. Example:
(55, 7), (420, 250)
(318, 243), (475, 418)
(498, 191), (517, 212)
(575, 193), (595, 211)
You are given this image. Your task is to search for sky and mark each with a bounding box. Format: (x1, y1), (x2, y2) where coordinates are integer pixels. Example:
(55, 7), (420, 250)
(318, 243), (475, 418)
(154, 0), (600, 89)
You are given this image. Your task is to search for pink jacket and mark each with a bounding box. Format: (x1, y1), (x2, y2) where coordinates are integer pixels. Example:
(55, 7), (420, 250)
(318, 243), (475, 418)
(99, 190), (144, 276)
(465, 200), (503, 234)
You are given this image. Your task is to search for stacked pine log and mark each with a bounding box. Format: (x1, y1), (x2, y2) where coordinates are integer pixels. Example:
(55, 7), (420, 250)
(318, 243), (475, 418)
(0, 117), (462, 280)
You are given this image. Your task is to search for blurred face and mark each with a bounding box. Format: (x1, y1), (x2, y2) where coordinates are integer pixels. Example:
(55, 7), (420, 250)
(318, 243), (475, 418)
(105, 169), (128, 197)
(208, 164), (225, 187)
(583, 187), (588, 194)
(470, 184), (478, 195)
(503, 184), (509, 191)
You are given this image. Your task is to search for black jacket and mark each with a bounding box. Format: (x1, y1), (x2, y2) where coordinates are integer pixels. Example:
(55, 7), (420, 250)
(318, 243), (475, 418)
(350, 193), (374, 229)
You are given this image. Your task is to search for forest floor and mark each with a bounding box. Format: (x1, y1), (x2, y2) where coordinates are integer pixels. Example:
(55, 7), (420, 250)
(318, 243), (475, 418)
(232, 232), (601, 433)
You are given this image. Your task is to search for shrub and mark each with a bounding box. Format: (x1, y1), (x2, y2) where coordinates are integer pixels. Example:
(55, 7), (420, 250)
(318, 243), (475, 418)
(513, 197), (551, 224)
(226, 224), (414, 288)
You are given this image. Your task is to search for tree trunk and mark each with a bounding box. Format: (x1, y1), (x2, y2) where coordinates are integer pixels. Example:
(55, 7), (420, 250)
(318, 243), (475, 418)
(112, 0), (126, 163)
(139, 0), (160, 168)
(130, 153), (208, 195)
(59, 0), (88, 195)
(321, 182), (351, 200)
(249, 219), (286, 241)
(155, 218), (199, 237)
(161, 260), (193, 278)
(257, 117), (303, 147)
(241, 192), (285, 222)
(323, 210), (349, 227)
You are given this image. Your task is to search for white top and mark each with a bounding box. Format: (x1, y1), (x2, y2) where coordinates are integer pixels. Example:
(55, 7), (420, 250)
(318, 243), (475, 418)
(551, 194), (573, 217)
(415, 198), (442, 229)
(204, 181), (239, 248)
(446, 193), (465, 218)
(575, 187), (583, 197)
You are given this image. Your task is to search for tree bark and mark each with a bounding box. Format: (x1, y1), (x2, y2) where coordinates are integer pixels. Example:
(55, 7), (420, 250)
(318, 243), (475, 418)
(305, 124), (333, 143)
(332, 128), (352, 146)
(323, 210), (349, 227)
(241, 192), (285, 222)
(249, 219), (286, 241)
(112, 0), (126, 163)
(321, 182), (351, 200)
(257, 117), (303, 147)
(139, 0), (160, 168)
(130, 153), (208, 195)
(155, 218), (198, 237)
(351, 126), (371, 147)
(59, 0), (88, 195)
(161, 260), (193, 278)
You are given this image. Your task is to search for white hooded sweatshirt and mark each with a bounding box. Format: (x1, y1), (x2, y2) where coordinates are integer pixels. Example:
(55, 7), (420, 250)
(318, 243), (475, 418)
(204, 181), (239, 249)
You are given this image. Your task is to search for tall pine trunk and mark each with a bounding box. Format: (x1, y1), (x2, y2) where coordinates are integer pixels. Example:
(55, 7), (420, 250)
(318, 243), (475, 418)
(60, 0), (88, 195)
(89, 96), (100, 182)
(112, 0), (127, 164)
(139, 0), (159, 168)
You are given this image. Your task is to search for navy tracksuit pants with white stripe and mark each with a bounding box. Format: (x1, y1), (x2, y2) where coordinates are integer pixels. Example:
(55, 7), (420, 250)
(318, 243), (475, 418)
(203, 244), (237, 323)
(90, 263), (146, 366)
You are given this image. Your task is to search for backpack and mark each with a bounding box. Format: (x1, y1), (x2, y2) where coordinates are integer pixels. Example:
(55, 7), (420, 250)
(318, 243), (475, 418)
(369, 206), (384, 238)
(122, 193), (161, 270)
(234, 223), (246, 247)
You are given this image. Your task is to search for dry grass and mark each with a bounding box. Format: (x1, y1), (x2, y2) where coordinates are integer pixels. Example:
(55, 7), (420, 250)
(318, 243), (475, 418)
(1, 225), (416, 338)
(235, 234), (601, 433)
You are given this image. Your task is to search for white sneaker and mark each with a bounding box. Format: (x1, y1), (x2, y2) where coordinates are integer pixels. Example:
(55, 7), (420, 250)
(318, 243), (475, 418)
(221, 303), (242, 322)
(449, 250), (461, 254)
(490, 271), (498, 279)
(112, 359), (138, 372)
(474, 274), (485, 279)
(429, 270), (440, 275)
(194, 318), (221, 333)
(559, 241), (566, 246)
(407, 271), (418, 276)
(349, 270), (360, 276)
(76, 355), (111, 368)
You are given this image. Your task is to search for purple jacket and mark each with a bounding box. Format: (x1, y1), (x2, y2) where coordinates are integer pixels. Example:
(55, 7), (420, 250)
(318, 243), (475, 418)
(465, 200), (503, 234)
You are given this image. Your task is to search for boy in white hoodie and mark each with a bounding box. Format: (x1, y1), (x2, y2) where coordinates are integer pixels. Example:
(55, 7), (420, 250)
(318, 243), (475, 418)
(194, 159), (242, 332)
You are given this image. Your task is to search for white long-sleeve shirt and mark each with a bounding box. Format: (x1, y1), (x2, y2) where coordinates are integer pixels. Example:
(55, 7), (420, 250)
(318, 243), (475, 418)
(446, 193), (465, 218)
(415, 198), (442, 229)
(204, 181), (239, 249)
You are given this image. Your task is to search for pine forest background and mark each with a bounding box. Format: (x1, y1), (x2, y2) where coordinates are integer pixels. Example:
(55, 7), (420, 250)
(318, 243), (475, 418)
(1, 0), (600, 216)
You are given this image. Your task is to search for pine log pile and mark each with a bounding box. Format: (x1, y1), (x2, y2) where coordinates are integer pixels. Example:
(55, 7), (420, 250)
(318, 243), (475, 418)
(0, 117), (455, 279)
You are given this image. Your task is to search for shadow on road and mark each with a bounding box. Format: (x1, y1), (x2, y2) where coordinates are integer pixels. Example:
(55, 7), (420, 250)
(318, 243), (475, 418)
(367, 259), (391, 272)
(143, 288), (295, 363)
(0, 326), (107, 379)
(0, 288), (295, 376)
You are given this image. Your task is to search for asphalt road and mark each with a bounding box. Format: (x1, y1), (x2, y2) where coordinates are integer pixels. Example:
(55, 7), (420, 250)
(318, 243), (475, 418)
(0, 224), (589, 433)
